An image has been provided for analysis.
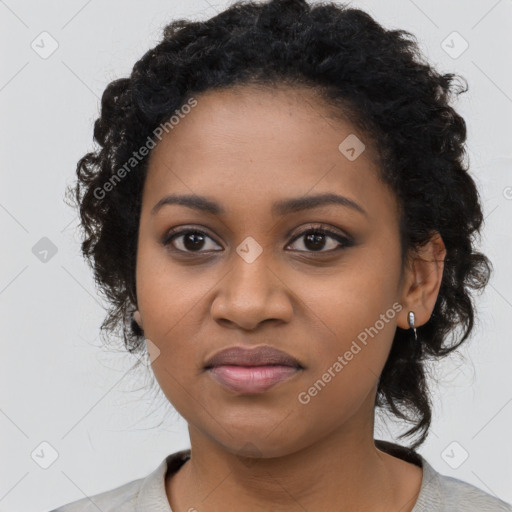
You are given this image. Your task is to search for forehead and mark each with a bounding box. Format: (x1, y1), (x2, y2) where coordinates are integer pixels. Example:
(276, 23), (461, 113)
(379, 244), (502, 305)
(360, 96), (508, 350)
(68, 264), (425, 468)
(142, 85), (396, 223)
(148, 84), (375, 164)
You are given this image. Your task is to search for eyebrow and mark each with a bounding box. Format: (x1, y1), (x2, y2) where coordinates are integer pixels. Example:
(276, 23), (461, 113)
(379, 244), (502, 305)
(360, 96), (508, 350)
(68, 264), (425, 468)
(151, 192), (368, 217)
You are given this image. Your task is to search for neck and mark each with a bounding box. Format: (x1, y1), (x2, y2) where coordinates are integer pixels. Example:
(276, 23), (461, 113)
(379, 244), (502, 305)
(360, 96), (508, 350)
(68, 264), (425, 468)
(166, 402), (419, 511)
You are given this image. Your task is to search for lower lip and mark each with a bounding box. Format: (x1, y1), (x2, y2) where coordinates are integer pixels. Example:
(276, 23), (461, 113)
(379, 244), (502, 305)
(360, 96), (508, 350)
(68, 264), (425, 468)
(207, 365), (301, 394)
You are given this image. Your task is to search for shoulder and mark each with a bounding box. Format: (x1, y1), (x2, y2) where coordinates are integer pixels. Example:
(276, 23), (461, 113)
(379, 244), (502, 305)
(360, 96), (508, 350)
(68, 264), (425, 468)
(48, 476), (144, 512)
(47, 476), (143, 512)
(374, 439), (512, 512)
(47, 449), (190, 512)
(436, 472), (512, 512)
(419, 456), (512, 512)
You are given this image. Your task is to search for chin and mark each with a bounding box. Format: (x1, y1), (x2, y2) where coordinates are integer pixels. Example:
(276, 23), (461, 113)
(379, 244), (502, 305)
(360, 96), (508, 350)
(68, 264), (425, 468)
(211, 428), (314, 461)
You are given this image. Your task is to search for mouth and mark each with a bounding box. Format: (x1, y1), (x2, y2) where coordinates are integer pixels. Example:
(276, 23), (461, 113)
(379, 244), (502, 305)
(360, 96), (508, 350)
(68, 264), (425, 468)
(204, 345), (304, 394)
(206, 365), (302, 394)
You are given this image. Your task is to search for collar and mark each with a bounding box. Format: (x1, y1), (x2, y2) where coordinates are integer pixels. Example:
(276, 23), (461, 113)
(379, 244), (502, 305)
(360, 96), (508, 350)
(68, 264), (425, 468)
(135, 442), (441, 511)
(136, 448), (191, 511)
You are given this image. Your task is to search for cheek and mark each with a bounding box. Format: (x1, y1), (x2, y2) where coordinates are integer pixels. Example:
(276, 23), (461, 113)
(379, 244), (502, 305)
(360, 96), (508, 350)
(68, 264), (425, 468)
(134, 247), (205, 404)
(297, 255), (401, 402)
(294, 292), (399, 436)
(135, 237), (205, 338)
(316, 283), (398, 357)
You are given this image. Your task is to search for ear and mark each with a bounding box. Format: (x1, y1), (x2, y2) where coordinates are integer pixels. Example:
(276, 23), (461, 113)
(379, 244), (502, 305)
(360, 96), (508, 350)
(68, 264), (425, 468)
(133, 309), (143, 329)
(397, 231), (446, 330)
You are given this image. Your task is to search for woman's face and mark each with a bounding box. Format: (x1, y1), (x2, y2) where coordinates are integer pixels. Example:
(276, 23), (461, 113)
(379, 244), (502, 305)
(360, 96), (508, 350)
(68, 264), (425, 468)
(136, 85), (410, 458)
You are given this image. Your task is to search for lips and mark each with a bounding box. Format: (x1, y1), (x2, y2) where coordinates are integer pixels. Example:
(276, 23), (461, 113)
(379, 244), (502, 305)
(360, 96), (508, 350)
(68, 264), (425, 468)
(204, 345), (303, 394)
(204, 345), (303, 369)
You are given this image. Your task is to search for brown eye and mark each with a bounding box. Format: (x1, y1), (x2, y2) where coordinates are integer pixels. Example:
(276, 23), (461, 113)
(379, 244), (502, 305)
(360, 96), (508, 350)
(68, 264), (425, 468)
(287, 227), (353, 253)
(163, 229), (223, 253)
(162, 225), (353, 255)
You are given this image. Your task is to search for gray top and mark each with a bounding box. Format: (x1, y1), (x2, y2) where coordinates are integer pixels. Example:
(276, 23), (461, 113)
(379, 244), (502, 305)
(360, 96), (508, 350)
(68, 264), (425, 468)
(48, 441), (512, 511)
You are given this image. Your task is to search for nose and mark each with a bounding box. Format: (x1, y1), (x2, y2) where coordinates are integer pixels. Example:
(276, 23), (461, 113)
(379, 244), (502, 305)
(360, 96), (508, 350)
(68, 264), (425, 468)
(210, 255), (294, 331)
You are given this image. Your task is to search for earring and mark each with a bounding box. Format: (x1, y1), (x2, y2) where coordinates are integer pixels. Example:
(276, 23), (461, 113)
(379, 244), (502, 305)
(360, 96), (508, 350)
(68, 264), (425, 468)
(407, 311), (417, 341)
(133, 310), (143, 329)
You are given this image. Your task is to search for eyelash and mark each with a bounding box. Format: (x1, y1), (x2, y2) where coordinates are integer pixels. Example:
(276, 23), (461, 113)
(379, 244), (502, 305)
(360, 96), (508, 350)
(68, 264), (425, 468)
(162, 225), (354, 255)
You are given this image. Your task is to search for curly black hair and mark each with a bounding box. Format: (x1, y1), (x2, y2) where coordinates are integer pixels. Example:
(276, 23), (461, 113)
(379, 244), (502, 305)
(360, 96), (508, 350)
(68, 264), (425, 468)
(66, 0), (492, 450)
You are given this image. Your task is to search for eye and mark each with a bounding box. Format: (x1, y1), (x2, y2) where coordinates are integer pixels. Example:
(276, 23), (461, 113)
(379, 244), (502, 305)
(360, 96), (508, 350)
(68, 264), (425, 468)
(163, 228), (222, 253)
(162, 225), (354, 255)
(286, 226), (353, 253)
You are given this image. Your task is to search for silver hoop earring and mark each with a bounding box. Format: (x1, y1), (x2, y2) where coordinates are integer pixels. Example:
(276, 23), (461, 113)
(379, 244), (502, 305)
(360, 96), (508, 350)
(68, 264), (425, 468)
(133, 310), (143, 330)
(407, 311), (417, 341)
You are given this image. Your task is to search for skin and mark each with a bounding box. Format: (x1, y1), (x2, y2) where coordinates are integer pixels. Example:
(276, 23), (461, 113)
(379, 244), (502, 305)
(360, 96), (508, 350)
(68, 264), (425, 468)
(133, 84), (446, 511)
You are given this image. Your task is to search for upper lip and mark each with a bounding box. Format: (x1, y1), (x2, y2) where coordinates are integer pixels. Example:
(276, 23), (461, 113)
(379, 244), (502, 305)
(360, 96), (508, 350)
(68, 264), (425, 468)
(204, 345), (303, 369)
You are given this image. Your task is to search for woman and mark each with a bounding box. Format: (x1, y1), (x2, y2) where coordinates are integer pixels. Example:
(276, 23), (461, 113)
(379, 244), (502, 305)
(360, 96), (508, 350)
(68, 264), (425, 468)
(51, 0), (512, 510)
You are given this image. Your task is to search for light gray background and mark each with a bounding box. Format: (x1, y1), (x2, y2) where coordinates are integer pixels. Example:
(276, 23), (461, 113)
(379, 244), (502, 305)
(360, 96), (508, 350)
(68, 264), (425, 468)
(1, 0), (511, 510)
